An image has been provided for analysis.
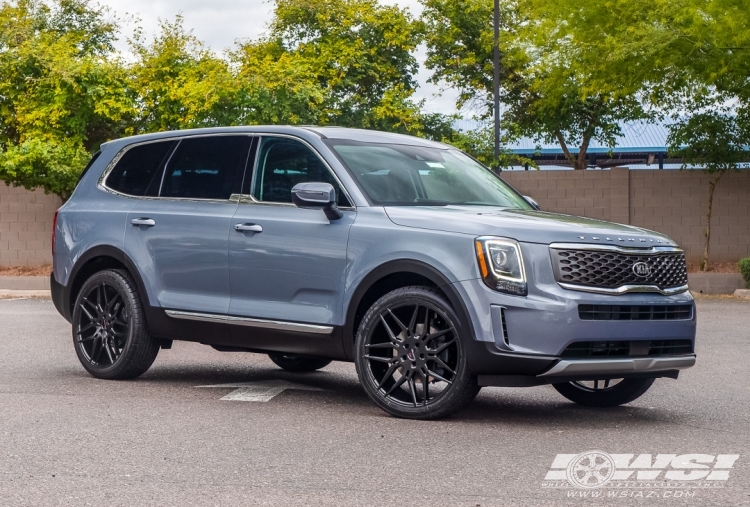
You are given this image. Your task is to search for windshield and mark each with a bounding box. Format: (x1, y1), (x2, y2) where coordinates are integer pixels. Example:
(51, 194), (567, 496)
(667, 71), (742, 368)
(327, 141), (531, 208)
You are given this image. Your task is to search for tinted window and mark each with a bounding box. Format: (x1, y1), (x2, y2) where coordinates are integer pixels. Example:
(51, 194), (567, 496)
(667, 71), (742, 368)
(161, 136), (250, 200)
(253, 137), (350, 206)
(106, 141), (176, 197)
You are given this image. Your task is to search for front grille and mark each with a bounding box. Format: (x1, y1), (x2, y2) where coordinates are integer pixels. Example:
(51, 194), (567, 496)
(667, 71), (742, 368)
(579, 304), (693, 321)
(550, 247), (688, 291)
(561, 339), (694, 358)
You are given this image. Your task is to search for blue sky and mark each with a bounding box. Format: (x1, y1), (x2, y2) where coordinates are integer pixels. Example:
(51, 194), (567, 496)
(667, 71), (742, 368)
(99, 0), (460, 114)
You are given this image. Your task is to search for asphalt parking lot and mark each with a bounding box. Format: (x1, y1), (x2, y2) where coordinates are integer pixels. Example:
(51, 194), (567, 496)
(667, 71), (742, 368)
(0, 296), (748, 507)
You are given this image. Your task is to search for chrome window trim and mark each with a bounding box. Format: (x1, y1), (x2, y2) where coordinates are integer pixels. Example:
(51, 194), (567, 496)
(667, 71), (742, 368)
(549, 242), (688, 296)
(247, 133), (357, 210)
(549, 243), (683, 254)
(165, 310), (334, 335)
(558, 282), (690, 296)
(98, 133), (256, 201)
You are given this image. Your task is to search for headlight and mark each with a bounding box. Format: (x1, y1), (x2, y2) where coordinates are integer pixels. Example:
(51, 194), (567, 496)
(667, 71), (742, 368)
(475, 237), (527, 296)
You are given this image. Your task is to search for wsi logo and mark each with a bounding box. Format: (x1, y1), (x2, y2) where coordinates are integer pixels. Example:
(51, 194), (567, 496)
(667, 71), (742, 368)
(543, 451), (740, 489)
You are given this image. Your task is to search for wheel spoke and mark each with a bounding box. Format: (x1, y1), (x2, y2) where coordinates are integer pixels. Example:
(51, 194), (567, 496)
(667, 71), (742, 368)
(77, 322), (95, 334)
(426, 368), (452, 385)
(421, 308), (430, 338)
(104, 341), (114, 364)
(91, 336), (103, 363)
(378, 363), (401, 389)
(424, 328), (452, 343)
(80, 302), (96, 321)
(365, 342), (397, 349)
(431, 338), (456, 354)
(384, 375), (407, 396)
(364, 355), (396, 364)
(407, 305), (419, 335)
(379, 315), (400, 344)
(77, 335), (96, 343)
(408, 377), (418, 407)
(421, 368), (430, 403)
(431, 356), (456, 376)
(106, 293), (121, 312)
(387, 309), (408, 334)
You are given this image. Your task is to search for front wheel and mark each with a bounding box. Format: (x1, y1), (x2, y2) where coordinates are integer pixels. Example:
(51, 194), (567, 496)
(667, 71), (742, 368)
(355, 286), (480, 420)
(553, 378), (655, 407)
(72, 269), (160, 380)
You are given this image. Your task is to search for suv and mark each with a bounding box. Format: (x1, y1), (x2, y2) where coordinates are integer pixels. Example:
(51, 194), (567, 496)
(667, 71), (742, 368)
(51, 127), (696, 419)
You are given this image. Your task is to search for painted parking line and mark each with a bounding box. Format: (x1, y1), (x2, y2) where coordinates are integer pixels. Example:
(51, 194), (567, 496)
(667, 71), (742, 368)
(196, 380), (324, 402)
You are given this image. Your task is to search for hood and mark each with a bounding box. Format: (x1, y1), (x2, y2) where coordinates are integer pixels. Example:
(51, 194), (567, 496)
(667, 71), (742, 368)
(384, 206), (676, 246)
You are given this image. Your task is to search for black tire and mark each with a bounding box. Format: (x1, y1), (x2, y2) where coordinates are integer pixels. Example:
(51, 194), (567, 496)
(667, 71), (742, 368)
(355, 286), (480, 420)
(268, 353), (332, 372)
(72, 269), (160, 380)
(553, 378), (656, 407)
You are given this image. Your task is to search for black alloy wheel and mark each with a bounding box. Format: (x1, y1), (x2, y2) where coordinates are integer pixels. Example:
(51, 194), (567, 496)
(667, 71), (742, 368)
(268, 353), (332, 372)
(553, 377), (656, 407)
(72, 269), (160, 380)
(355, 286), (480, 419)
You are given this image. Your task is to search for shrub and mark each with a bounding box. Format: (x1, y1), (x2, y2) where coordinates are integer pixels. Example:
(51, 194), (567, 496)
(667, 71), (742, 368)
(740, 258), (750, 289)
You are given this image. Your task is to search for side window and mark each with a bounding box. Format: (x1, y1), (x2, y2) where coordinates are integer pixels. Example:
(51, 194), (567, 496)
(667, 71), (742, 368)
(161, 136), (251, 200)
(253, 137), (350, 206)
(106, 141), (176, 197)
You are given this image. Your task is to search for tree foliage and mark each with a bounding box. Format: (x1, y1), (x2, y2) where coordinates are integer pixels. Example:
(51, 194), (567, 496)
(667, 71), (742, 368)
(421, 0), (649, 170)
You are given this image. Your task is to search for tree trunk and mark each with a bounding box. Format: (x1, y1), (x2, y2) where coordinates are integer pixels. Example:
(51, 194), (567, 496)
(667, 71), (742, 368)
(700, 172), (726, 272)
(554, 131), (592, 170)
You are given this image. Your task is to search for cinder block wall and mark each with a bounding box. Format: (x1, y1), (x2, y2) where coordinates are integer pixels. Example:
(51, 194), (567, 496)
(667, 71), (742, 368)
(1, 170), (749, 265)
(501, 168), (750, 263)
(0, 183), (61, 266)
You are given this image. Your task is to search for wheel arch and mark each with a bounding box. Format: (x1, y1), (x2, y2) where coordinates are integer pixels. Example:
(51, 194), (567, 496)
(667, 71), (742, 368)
(62, 245), (151, 323)
(343, 259), (475, 360)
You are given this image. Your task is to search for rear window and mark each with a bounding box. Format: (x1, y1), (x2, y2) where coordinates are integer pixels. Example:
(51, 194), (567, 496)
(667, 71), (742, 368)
(105, 141), (177, 197)
(160, 136), (250, 200)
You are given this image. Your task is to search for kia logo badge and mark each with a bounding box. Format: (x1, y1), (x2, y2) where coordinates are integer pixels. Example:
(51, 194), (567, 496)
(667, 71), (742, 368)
(632, 262), (651, 278)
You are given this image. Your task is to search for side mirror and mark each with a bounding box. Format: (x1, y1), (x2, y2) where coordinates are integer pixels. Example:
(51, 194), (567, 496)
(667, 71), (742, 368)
(291, 182), (343, 220)
(524, 195), (540, 210)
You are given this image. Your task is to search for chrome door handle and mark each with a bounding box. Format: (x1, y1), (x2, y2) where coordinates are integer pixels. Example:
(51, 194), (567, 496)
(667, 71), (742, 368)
(234, 223), (263, 233)
(131, 218), (156, 227)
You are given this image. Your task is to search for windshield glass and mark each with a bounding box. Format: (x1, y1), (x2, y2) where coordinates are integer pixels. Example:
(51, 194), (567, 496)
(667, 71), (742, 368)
(327, 141), (531, 208)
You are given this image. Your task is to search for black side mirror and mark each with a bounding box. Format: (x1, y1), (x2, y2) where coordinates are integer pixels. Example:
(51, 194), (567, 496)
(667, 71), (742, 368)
(524, 195), (540, 210)
(291, 182), (343, 220)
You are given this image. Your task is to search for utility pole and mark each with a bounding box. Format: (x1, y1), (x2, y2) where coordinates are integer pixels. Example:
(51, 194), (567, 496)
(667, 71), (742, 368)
(493, 0), (501, 173)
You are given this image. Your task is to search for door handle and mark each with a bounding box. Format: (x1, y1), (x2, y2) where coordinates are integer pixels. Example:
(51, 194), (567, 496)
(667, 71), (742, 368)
(131, 218), (156, 227)
(234, 223), (263, 233)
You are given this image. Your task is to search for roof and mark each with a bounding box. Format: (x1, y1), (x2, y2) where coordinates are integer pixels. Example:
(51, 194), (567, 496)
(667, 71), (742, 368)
(508, 122), (670, 155)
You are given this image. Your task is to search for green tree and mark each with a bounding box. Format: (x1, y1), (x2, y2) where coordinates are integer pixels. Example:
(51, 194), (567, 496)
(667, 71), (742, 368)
(421, 0), (649, 170)
(129, 16), (238, 132)
(532, 0), (750, 269)
(235, 0), (424, 132)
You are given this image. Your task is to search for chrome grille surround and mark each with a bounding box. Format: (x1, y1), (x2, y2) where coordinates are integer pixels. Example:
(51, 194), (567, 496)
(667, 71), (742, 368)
(549, 243), (689, 296)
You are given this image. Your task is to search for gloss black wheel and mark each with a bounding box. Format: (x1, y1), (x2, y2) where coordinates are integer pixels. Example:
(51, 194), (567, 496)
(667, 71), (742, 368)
(72, 269), (159, 380)
(553, 378), (655, 407)
(268, 353), (332, 372)
(355, 286), (480, 419)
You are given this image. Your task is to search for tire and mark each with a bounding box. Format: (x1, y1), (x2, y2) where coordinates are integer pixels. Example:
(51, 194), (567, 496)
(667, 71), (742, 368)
(553, 378), (656, 407)
(355, 286), (480, 420)
(268, 353), (332, 372)
(71, 269), (160, 380)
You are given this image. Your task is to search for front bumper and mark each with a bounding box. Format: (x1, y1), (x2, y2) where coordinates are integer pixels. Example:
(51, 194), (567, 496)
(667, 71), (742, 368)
(455, 241), (697, 382)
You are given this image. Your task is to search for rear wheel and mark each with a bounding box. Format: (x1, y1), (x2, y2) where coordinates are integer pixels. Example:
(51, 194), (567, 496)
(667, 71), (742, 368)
(268, 353), (332, 372)
(553, 378), (655, 407)
(355, 286), (480, 420)
(72, 269), (160, 380)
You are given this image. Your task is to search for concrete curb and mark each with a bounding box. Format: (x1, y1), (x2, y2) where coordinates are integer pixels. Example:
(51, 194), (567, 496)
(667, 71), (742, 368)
(0, 289), (51, 298)
(734, 289), (750, 299)
(0, 276), (50, 290)
(688, 273), (745, 295)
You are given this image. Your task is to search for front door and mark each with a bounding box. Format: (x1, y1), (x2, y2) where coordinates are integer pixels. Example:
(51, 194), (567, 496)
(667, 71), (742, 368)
(228, 136), (355, 332)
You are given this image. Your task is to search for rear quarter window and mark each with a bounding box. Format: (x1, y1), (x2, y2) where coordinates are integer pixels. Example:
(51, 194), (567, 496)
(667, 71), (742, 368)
(105, 141), (177, 197)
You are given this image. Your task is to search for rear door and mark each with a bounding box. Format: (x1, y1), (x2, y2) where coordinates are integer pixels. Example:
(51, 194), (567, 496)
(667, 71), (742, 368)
(124, 135), (254, 315)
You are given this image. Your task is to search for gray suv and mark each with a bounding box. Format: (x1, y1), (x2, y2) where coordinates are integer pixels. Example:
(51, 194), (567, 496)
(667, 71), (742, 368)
(51, 126), (696, 419)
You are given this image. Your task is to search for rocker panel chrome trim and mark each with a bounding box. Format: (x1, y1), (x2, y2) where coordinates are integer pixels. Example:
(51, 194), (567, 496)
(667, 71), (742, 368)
(165, 310), (333, 335)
